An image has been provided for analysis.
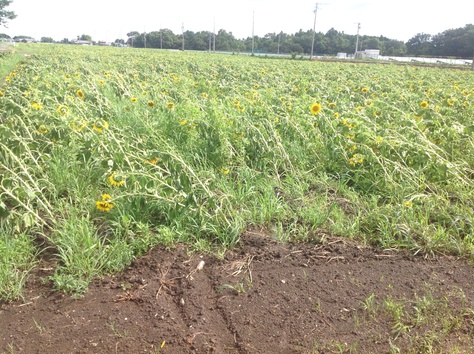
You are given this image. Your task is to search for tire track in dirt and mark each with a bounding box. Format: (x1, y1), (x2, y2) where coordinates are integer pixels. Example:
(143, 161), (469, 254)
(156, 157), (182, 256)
(171, 257), (240, 353)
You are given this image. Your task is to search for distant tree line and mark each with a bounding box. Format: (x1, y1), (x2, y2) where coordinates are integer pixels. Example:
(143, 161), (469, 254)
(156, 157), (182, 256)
(406, 24), (474, 58)
(124, 28), (408, 56)
(1, 23), (473, 58)
(124, 23), (474, 58)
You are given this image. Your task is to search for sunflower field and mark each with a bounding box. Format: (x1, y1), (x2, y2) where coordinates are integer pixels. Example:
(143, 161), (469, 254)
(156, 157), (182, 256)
(1, 44), (474, 297)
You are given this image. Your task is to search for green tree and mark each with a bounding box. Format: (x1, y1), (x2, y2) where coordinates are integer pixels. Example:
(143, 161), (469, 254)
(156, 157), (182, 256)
(77, 34), (92, 41)
(159, 29), (178, 49)
(215, 29), (241, 52)
(431, 24), (474, 58)
(383, 39), (407, 56)
(362, 37), (382, 50)
(406, 33), (433, 56)
(126, 31), (140, 47)
(185, 31), (211, 51)
(0, 0), (15, 27)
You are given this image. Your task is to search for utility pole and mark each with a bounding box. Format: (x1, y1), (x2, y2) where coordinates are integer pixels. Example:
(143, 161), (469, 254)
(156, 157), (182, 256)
(213, 17), (216, 52)
(355, 22), (361, 56)
(277, 32), (281, 55)
(251, 11), (255, 55)
(160, 24), (163, 49)
(181, 23), (184, 51)
(310, 3), (319, 60)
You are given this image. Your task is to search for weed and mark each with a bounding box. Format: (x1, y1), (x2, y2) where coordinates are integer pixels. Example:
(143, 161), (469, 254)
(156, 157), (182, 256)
(217, 283), (246, 295)
(107, 322), (128, 338)
(33, 318), (43, 334)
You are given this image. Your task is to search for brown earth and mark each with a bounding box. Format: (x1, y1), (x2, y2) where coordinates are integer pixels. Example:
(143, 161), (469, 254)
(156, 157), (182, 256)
(1, 230), (474, 353)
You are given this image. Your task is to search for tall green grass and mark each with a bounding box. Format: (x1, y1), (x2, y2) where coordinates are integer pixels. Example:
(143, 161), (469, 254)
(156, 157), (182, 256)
(1, 44), (474, 298)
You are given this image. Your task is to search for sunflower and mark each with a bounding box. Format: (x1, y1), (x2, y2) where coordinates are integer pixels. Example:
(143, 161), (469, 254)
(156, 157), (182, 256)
(71, 118), (87, 131)
(310, 103), (322, 115)
(420, 101), (429, 109)
(348, 153), (364, 166)
(146, 157), (160, 165)
(93, 120), (109, 133)
(76, 89), (85, 99)
(57, 105), (70, 116)
(96, 194), (114, 212)
(31, 102), (43, 110)
(108, 173), (125, 187)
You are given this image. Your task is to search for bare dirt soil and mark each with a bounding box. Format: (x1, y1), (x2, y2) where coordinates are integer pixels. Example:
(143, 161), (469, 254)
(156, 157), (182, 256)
(1, 230), (474, 353)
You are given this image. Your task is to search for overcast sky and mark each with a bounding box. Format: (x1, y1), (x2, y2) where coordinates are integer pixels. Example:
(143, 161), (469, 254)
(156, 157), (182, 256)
(3, 0), (473, 42)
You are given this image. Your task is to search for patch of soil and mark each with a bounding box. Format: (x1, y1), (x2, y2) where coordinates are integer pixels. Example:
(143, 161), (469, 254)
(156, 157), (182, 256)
(1, 230), (474, 353)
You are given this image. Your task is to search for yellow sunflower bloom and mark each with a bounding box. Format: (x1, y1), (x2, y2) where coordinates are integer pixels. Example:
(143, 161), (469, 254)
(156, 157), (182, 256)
(71, 118), (88, 131)
(57, 105), (70, 116)
(108, 173), (125, 187)
(31, 102), (43, 110)
(310, 103), (322, 115)
(96, 194), (114, 212)
(38, 125), (48, 134)
(93, 120), (109, 133)
(146, 157), (160, 165)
